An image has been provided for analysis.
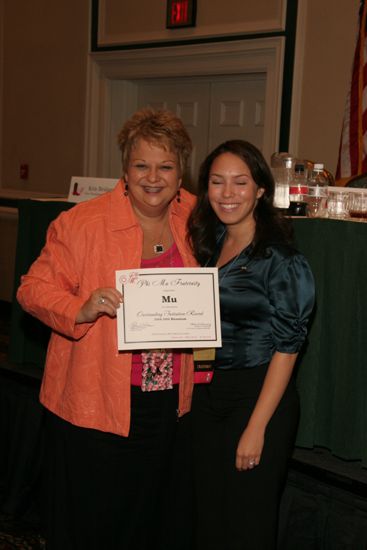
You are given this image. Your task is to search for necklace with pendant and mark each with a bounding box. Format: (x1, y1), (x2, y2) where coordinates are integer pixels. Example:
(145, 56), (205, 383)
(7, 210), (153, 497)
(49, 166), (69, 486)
(210, 229), (254, 284)
(153, 217), (169, 254)
(219, 249), (244, 283)
(153, 243), (164, 254)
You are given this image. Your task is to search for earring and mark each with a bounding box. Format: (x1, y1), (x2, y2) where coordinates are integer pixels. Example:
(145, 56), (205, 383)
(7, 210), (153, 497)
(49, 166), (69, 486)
(124, 183), (129, 196)
(176, 188), (181, 203)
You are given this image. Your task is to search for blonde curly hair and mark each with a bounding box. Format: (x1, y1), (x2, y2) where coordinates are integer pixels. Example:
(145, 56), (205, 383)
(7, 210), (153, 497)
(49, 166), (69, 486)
(117, 108), (192, 176)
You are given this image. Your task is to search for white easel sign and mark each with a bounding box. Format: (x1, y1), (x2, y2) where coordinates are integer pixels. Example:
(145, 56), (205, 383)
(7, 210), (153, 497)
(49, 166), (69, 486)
(67, 177), (118, 203)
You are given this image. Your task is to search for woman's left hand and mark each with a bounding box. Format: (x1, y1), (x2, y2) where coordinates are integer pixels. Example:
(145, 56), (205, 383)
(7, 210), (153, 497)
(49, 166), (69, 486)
(234, 352), (298, 472)
(235, 424), (264, 471)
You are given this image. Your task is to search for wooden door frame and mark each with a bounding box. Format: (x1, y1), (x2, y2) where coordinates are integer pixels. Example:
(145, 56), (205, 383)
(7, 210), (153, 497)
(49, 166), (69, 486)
(84, 37), (285, 176)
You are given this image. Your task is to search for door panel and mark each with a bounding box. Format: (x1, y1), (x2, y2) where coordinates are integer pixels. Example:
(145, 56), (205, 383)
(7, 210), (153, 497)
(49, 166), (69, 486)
(137, 79), (211, 191)
(209, 75), (266, 151)
(110, 74), (266, 190)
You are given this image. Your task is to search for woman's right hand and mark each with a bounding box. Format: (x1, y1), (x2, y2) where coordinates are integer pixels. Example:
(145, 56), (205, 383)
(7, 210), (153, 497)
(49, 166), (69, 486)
(76, 288), (123, 324)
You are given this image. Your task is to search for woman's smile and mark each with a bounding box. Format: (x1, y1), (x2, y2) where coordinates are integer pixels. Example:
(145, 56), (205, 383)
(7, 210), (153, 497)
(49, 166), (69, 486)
(208, 152), (264, 229)
(125, 138), (182, 216)
(218, 202), (241, 211)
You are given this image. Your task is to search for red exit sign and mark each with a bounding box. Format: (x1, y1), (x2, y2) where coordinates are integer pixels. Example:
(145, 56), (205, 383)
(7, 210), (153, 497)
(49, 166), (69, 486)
(166, 0), (197, 28)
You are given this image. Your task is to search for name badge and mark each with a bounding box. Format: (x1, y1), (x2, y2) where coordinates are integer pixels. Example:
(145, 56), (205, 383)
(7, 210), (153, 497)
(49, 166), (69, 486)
(193, 348), (216, 362)
(193, 348), (215, 384)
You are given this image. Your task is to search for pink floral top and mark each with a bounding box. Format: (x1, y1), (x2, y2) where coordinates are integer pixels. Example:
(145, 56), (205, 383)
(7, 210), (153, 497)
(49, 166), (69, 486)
(131, 243), (183, 389)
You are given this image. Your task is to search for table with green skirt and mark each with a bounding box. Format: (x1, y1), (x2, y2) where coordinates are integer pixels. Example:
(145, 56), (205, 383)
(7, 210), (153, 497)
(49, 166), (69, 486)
(7, 200), (367, 465)
(293, 217), (367, 464)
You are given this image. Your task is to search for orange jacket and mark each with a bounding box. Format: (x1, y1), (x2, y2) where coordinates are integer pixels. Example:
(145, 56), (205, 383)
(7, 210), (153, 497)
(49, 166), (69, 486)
(17, 180), (197, 436)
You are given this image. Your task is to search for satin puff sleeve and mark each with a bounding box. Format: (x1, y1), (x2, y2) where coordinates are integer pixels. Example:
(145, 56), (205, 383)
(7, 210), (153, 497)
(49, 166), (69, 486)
(268, 251), (315, 353)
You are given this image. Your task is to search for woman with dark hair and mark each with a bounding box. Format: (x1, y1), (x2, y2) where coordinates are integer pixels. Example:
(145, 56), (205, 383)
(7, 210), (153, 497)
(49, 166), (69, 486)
(188, 140), (315, 550)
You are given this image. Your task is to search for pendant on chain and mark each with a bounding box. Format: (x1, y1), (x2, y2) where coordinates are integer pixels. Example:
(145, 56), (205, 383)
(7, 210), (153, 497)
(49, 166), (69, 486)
(153, 244), (164, 254)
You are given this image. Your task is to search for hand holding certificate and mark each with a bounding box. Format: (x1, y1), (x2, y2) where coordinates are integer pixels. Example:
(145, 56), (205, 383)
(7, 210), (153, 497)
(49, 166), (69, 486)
(115, 268), (221, 350)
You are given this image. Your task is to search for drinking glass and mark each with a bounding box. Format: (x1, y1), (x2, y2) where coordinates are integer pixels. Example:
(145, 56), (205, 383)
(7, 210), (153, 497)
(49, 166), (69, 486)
(327, 190), (349, 219)
(306, 194), (328, 218)
(348, 192), (367, 220)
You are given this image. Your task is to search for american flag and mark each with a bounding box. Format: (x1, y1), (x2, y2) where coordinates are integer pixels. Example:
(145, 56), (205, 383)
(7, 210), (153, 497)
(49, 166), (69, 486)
(336, 0), (367, 179)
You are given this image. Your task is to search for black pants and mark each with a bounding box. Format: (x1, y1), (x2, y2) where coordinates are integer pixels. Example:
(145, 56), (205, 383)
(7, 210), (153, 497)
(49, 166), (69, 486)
(191, 365), (299, 550)
(42, 386), (185, 550)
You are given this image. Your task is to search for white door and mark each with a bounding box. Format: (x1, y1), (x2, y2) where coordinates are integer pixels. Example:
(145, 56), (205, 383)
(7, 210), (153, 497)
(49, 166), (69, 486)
(137, 78), (211, 191)
(110, 74), (266, 191)
(209, 75), (266, 151)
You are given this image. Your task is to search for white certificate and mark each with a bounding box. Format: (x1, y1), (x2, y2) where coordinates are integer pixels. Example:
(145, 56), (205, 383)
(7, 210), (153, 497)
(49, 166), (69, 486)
(115, 268), (221, 350)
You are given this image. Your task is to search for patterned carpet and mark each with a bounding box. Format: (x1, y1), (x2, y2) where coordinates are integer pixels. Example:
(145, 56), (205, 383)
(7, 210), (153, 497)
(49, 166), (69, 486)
(0, 515), (45, 550)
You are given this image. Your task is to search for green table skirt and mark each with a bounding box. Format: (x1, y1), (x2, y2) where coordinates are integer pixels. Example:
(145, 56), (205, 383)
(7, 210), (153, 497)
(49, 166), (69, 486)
(8, 202), (367, 464)
(293, 218), (367, 464)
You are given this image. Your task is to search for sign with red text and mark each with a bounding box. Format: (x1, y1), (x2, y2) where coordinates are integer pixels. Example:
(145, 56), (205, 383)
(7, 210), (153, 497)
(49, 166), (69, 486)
(67, 177), (118, 203)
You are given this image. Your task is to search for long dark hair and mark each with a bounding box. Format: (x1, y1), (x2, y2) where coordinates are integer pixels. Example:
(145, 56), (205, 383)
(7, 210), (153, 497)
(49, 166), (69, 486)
(188, 140), (293, 265)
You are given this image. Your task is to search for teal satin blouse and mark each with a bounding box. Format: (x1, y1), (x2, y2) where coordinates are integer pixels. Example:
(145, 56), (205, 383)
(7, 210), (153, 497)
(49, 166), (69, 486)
(212, 243), (315, 370)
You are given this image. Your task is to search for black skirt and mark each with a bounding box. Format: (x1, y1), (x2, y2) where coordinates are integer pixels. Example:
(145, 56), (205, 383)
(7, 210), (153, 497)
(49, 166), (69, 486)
(42, 385), (181, 550)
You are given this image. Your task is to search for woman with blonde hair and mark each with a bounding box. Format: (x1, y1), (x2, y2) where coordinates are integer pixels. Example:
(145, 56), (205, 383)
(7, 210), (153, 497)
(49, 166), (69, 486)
(17, 108), (196, 550)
